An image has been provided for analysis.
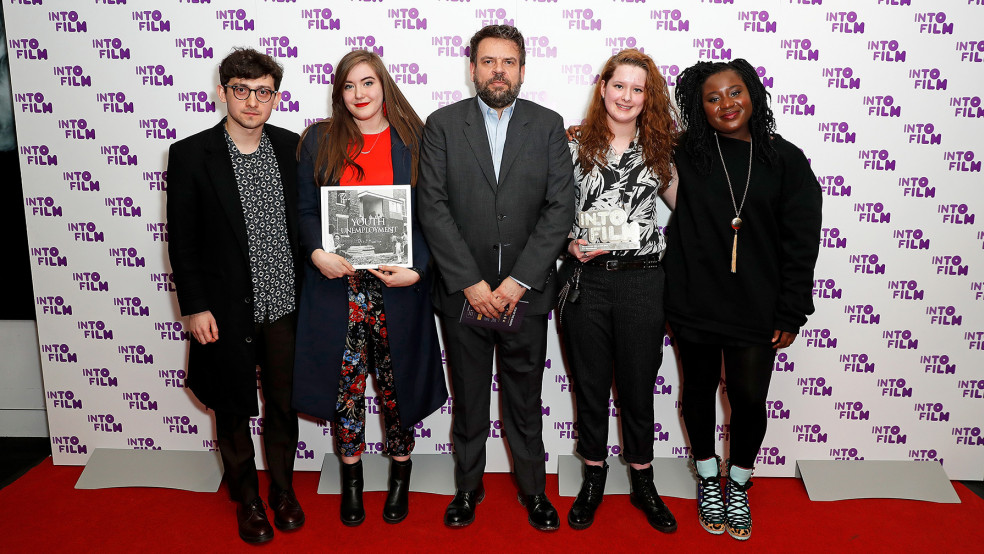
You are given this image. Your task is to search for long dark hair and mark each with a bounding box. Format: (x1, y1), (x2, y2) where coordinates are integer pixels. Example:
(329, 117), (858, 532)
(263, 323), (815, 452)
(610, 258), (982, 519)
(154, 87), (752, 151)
(674, 58), (777, 174)
(577, 49), (677, 189)
(299, 50), (424, 186)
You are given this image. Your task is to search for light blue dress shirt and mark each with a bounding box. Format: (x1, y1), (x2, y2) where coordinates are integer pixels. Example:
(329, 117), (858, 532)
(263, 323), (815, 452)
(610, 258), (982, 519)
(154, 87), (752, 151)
(474, 96), (529, 290)
(476, 95), (515, 181)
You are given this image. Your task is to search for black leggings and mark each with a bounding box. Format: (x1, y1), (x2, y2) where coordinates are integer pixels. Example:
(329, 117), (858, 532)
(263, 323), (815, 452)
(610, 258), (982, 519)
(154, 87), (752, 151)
(677, 337), (776, 468)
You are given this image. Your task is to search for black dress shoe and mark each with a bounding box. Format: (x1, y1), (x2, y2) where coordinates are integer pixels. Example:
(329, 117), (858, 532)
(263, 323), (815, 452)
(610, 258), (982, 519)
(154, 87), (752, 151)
(444, 486), (485, 528)
(270, 488), (305, 531)
(237, 497), (274, 544)
(629, 466), (677, 533)
(518, 493), (560, 531)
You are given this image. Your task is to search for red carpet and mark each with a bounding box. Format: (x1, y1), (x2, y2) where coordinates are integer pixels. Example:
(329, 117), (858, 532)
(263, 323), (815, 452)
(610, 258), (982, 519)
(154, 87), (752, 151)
(2, 458), (982, 552)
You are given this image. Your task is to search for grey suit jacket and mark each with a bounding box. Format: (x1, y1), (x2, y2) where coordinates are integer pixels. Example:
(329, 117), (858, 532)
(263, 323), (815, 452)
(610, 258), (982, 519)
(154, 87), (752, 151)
(418, 97), (575, 316)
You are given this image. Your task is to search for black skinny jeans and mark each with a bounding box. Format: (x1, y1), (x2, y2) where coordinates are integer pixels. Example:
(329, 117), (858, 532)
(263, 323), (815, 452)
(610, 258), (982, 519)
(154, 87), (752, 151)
(676, 336), (776, 468)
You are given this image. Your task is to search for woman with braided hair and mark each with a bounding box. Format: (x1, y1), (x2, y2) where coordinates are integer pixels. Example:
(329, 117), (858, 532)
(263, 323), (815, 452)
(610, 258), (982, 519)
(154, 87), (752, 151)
(663, 59), (822, 540)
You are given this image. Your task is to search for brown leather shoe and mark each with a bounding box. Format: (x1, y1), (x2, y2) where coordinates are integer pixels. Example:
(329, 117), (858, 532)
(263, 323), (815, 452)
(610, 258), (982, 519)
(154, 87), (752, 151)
(270, 488), (305, 531)
(237, 497), (274, 544)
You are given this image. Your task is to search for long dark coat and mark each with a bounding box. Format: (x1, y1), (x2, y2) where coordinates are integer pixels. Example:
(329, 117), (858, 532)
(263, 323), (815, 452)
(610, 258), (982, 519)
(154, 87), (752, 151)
(165, 120), (303, 416)
(291, 125), (448, 428)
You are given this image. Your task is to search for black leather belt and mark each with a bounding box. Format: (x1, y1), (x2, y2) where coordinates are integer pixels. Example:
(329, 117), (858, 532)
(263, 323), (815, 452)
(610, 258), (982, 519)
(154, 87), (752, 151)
(583, 256), (660, 271)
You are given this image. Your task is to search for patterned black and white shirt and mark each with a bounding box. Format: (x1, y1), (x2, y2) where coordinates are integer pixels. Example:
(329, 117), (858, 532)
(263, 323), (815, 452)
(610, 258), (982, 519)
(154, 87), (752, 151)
(569, 138), (668, 257)
(225, 128), (296, 323)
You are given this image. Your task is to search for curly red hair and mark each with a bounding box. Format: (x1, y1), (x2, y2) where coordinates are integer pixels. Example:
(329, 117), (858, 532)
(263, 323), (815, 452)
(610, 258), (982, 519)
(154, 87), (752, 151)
(576, 49), (678, 189)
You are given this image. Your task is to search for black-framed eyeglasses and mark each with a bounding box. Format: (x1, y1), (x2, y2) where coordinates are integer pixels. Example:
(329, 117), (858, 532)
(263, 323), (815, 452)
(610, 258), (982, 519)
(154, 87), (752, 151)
(224, 85), (277, 103)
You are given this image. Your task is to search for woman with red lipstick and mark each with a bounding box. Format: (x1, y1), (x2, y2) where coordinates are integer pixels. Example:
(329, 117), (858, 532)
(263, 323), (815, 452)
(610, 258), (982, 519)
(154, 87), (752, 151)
(292, 50), (447, 526)
(560, 49), (679, 533)
(663, 59), (822, 540)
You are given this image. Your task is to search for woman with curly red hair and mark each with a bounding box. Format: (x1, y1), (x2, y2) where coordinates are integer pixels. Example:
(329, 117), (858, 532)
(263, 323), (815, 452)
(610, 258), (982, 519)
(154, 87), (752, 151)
(559, 49), (678, 533)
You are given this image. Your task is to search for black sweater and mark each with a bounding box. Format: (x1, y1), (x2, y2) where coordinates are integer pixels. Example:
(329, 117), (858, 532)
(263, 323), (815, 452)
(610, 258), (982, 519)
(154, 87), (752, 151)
(664, 134), (822, 344)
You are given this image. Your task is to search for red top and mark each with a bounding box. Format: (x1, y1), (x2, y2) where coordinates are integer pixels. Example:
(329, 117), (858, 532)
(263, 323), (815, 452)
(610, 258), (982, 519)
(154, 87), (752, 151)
(340, 129), (394, 186)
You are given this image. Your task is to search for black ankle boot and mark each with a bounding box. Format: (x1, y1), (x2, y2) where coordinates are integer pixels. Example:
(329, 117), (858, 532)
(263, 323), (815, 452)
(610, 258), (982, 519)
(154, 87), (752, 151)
(629, 465), (677, 533)
(567, 462), (608, 530)
(340, 459), (365, 526)
(383, 458), (412, 524)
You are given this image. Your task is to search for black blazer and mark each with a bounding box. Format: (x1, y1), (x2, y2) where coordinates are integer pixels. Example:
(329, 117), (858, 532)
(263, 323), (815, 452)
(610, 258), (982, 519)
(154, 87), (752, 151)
(417, 98), (576, 316)
(166, 119), (302, 416)
(291, 124), (447, 427)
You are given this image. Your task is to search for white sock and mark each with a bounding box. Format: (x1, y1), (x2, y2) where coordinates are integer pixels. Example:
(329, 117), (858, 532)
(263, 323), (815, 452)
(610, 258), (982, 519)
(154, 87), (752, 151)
(729, 464), (753, 485)
(695, 457), (719, 479)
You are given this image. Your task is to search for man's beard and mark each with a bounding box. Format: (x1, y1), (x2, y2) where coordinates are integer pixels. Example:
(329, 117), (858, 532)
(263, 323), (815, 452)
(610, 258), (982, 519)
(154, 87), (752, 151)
(474, 72), (522, 109)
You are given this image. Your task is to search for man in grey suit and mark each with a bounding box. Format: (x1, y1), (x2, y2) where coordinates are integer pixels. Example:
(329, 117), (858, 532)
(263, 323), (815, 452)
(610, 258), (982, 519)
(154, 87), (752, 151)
(418, 25), (575, 531)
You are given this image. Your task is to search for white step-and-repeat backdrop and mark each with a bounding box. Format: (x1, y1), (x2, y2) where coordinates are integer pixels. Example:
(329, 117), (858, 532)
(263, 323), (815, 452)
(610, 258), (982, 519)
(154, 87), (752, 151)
(5, 0), (983, 479)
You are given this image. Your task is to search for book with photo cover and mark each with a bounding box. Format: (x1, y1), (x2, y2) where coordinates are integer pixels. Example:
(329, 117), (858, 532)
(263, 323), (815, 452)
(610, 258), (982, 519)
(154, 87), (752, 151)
(459, 300), (528, 332)
(321, 184), (412, 269)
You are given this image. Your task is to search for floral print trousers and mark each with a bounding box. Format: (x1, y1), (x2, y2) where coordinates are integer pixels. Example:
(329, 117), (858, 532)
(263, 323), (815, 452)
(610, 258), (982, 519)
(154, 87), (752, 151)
(333, 271), (414, 457)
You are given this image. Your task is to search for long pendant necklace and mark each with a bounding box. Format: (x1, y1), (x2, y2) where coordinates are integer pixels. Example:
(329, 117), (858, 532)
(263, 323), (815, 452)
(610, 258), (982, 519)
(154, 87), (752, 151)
(713, 132), (752, 273)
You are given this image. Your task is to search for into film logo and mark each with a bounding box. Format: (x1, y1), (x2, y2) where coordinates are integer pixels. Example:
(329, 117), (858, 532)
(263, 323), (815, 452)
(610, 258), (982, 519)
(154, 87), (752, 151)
(562, 8), (601, 31)
(738, 10), (776, 33)
(841, 353), (875, 374)
(802, 328), (837, 349)
(782, 38), (818, 61)
(48, 10), (87, 33)
(525, 35), (556, 59)
(694, 37), (731, 61)
(828, 11), (865, 34)
(37, 295), (73, 316)
(52, 436), (87, 455)
(562, 63), (598, 86)
(475, 7), (514, 27)
(302, 8), (340, 30)
(951, 96), (984, 119)
(915, 11), (953, 35)
(956, 40), (984, 63)
(897, 176), (934, 199)
(54, 65), (91, 87)
(216, 8), (254, 31)
(433, 35), (469, 58)
(21, 145), (57, 166)
(15, 91), (53, 113)
(7, 37), (47, 60)
(823, 67), (860, 90)
(123, 391), (158, 411)
(817, 174), (851, 196)
(179, 91), (215, 113)
(32, 246), (67, 267)
(388, 7), (427, 30)
(89, 413), (122, 433)
(175, 37), (213, 59)
(650, 9), (689, 32)
(132, 9), (171, 32)
(835, 400), (869, 421)
(756, 446), (785, 466)
(793, 424), (826, 443)
(92, 37), (129, 60)
(47, 389), (82, 409)
(259, 36), (297, 58)
(888, 278), (925, 299)
(868, 39), (906, 62)
(813, 278), (842, 300)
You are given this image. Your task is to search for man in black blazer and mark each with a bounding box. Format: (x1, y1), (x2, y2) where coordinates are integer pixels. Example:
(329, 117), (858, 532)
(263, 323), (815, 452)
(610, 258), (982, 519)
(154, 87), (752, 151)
(166, 48), (304, 544)
(418, 25), (575, 531)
